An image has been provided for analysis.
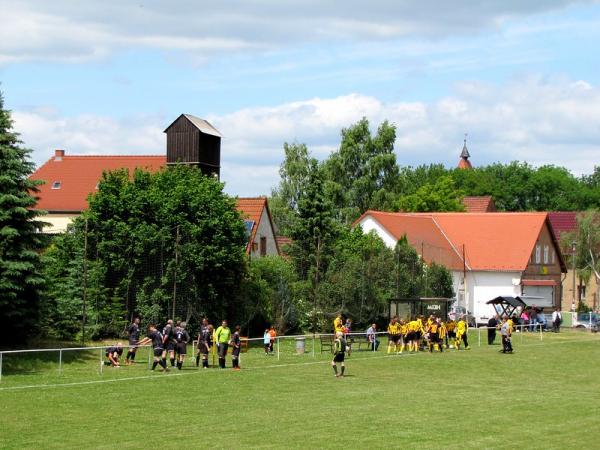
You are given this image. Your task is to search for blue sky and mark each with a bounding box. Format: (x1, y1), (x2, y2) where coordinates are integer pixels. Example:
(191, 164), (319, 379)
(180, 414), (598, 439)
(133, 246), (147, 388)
(1, 0), (600, 195)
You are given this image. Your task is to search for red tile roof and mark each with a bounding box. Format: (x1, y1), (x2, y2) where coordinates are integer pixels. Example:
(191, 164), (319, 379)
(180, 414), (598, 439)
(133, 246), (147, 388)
(547, 212), (577, 241)
(462, 196), (496, 213)
(357, 211), (565, 272)
(235, 197), (280, 256)
(30, 152), (166, 211)
(457, 158), (472, 169)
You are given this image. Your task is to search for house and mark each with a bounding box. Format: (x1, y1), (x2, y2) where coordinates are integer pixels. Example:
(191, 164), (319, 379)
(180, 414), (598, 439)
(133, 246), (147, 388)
(29, 149), (279, 257)
(236, 197), (280, 258)
(356, 211), (567, 323)
(548, 211), (598, 310)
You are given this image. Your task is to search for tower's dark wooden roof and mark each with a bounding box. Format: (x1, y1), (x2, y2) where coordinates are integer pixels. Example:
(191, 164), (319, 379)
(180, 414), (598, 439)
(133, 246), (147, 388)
(164, 114), (222, 137)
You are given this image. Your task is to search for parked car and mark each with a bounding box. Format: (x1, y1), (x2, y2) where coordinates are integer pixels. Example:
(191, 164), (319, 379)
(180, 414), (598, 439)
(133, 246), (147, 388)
(573, 312), (599, 332)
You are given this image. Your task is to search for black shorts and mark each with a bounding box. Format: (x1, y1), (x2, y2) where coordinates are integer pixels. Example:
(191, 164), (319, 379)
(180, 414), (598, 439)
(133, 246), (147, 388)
(153, 348), (164, 357)
(166, 342), (176, 352)
(232, 346), (241, 357)
(128, 340), (138, 349)
(448, 331), (456, 338)
(199, 343), (210, 355)
(176, 343), (187, 355)
(406, 332), (415, 341)
(333, 353), (345, 363)
(430, 333), (440, 343)
(416, 331), (423, 339)
(218, 343), (229, 358)
(388, 334), (399, 343)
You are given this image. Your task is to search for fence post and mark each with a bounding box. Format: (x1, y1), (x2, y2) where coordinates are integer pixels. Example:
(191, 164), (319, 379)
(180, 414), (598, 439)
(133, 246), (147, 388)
(540, 323), (543, 341)
(58, 349), (63, 376)
(312, 334), (315, 358)
(0, 352), (2, 383)
(147, 346), (151, 369)
(478, 328), (481, 347)
(100, 347), (104, 374)
(277, 337), (280, 361)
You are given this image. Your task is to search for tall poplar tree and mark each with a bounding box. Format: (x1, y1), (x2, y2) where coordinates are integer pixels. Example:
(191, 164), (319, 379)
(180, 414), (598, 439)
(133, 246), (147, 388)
(0, 92), (46, 344)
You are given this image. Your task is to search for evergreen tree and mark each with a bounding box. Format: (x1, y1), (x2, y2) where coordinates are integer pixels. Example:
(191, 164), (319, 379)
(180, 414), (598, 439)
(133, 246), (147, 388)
(0, 92), (46, 344)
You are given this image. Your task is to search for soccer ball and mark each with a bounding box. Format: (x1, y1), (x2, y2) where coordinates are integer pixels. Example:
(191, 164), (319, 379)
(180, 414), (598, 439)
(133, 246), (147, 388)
(449, 345), (454, 349)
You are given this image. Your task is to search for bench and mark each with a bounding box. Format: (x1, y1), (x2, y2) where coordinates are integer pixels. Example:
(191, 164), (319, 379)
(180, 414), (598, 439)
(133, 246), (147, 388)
(240, 337), (249, 353)
(320, 335), (333, 353)
(320, 334), (372, 354)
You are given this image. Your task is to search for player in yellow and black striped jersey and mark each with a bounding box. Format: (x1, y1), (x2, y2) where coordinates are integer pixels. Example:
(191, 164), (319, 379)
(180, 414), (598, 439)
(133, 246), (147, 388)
(455, 316), (470, 350)
(398, 319), (408, 353)
(445, 319), (456, 348)
(416, 316), (425, 351)
(406, 318), (420, 352)
(387, 316), (401, 354)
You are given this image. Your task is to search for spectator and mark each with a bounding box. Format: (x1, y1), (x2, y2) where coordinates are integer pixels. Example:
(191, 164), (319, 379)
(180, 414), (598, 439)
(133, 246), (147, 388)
(263, 329), (270, 355)
(268, 326), (277, 353)
(529, 307), (538, 332)
(487, 315), (498, 345)
(500, 317), (513, 354)
(537, 310), (547, 331)
(552, 308), (562, 333)
(366, 323), (379, 351)
(344, 318), (353, 355)
(520, 310), (530, 332)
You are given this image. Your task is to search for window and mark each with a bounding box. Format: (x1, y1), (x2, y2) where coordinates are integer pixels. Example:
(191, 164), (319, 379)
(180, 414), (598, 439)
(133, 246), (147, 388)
(535, 245), (541, 264)
(543, 245), (549, 264)
(260, 237), (267, 256)
(51, 181), (61, 190)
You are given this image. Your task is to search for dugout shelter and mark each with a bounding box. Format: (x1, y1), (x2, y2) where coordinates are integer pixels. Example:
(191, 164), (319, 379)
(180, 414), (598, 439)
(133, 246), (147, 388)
(486, 296), (527, 319)
(389, 297), (453, 321)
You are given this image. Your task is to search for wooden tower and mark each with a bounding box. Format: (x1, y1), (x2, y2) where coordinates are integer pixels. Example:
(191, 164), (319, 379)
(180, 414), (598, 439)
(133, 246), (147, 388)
(164, 114), (222, 178)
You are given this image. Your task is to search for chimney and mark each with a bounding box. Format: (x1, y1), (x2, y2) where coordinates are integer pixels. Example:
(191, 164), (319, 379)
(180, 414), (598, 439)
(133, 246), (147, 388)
(54, 149), (65, 161)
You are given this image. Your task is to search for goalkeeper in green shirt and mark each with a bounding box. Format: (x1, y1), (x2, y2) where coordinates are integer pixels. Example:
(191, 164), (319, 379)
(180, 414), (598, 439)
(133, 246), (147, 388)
(215, 320), (231, 369)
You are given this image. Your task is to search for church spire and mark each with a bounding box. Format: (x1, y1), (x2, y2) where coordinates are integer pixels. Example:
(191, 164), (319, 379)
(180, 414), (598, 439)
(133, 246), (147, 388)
(457, 133), (472, 169)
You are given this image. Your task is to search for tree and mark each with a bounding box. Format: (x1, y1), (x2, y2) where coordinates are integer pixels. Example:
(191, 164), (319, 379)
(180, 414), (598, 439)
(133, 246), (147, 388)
(323, 118), (399, 223)
(561, 211), (600, 309)
(396, 176), (465, 212)
(270, 142), (315, 236)
(47, 165), (247, 339)
(0, 92), (46, 344)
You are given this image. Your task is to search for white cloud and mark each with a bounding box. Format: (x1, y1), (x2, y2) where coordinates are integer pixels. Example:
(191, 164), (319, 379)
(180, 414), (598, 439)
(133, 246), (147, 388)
(0, 0), (593, 64)
(12, 76), (600, 196)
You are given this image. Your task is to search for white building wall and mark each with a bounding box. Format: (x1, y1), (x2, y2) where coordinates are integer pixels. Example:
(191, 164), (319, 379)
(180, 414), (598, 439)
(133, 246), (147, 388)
(358, 216), (397, 248)
(40, 214), (79, 233)
(250, 208), (279, 258)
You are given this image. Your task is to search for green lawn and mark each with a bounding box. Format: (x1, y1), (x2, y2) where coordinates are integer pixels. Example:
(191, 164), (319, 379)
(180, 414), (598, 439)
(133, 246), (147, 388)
(1, 331), (599, 449)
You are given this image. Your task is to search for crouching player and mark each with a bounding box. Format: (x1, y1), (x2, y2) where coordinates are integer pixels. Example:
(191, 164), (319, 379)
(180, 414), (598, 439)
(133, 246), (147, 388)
(105, 343), (123, 367)
(455, 316), (470, 350)
(332, 331), (346, 378)
(137, 325), (169, 372)
(175, 322), (190, 370)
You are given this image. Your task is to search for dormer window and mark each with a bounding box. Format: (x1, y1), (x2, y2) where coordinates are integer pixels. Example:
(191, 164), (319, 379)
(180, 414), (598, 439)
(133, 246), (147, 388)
(51, 181), (61, 190)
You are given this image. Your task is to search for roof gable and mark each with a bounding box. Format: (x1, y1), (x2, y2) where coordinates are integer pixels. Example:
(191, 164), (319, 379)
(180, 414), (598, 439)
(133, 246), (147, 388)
(163, 114), (222, 137)
(235, 197), (280, 256)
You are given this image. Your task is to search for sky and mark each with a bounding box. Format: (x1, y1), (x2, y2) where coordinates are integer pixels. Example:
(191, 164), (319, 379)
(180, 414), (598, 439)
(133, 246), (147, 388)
(1, 0), (600, 196)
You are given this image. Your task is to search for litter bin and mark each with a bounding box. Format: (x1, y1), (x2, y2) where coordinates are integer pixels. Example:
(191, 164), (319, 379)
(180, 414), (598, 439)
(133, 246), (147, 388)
(295, 337), (306, 354)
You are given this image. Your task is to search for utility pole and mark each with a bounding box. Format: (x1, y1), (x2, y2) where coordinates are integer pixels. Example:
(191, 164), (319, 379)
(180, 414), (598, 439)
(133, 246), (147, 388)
(172, 225), (180, 319)
(571, 241), (577, 311)
(82, 218), (88, 345)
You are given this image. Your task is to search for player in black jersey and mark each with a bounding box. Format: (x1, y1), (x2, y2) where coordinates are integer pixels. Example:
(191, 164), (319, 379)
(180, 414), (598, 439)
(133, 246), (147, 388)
(231, 325), (242, 370)
(137, 325), (169, 372)
(175, 322), (190, 370)
(196, 318), (212, 368)
(162, 319), (176, 367)
(105, 343), (123, 367)
(126, 317), (140, 365)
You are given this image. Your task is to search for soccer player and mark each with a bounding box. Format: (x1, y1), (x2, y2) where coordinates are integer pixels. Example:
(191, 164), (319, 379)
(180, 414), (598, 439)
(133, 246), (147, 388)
(416, 315), (425, 351)
(162, 319), (177, 367)
(437, 318), (447, 353)
(215, 320), (232, 369)
(331, 331), (346, 378)
(398, 319), (408, 354)
(387, 316), (400, 354)
(455, 316), (470, 350)
(230, 325), (242, 370)
(126, 317), (140, 365)
(446, 318), (456, 348)
(500, 316), (513, 353)
(105, 343), (123, 367)
(175, 322), (190, 370)
(406, 318), (419, 352)
(137, 325), (169, 372)
(196, 318), (212, 368)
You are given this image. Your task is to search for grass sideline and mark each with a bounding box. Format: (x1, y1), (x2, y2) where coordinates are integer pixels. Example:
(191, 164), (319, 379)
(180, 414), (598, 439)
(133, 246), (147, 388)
(0, 331), (599, 449)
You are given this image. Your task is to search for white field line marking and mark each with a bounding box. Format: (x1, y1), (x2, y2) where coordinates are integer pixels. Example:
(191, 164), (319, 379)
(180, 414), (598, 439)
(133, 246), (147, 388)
(0, 336), (597, 392)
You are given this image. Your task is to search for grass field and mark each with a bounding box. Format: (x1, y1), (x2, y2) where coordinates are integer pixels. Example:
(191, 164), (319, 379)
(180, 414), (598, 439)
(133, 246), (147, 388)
(1, 330), (599, 449)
